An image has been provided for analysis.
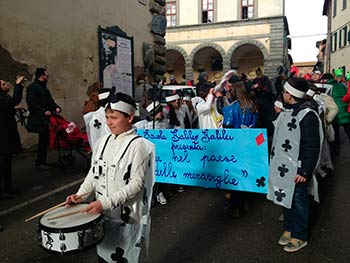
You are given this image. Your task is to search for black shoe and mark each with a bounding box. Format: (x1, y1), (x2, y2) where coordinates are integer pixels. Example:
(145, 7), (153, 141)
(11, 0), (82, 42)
(0, 225), (4, 232)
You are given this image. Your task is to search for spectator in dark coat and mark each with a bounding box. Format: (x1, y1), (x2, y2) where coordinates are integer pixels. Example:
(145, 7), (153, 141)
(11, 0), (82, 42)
(0, 76), (25, 199)
(251, 67), (276, 150)
(26, 68), (61, 169)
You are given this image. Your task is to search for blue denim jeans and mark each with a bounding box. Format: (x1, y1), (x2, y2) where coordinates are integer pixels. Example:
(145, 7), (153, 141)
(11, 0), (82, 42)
(283, 183), (310, 241)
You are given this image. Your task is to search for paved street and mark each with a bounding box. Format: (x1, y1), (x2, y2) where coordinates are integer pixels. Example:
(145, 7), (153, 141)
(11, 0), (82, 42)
(0, 132), (350, 263)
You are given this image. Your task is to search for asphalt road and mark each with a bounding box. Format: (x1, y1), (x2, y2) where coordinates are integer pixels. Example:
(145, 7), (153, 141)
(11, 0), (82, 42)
(1, 135), (350, 263)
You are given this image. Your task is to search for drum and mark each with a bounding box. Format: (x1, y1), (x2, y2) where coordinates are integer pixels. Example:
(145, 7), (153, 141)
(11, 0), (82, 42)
(38, 203), (104, 254)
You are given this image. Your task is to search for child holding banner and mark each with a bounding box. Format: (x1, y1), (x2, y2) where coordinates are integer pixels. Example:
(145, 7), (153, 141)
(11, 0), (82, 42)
(135, 101), (169, 205)
(193, 87), (223, 129)
(216, 81), (258, 218)
(267, 78), (323, 253)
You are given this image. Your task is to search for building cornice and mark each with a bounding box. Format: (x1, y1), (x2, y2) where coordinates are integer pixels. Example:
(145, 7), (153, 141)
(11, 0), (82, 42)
(167, 15), (289, 34)
(166, 33), (270, 46)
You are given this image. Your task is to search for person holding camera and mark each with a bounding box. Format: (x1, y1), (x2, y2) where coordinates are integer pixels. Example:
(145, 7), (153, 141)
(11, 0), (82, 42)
(0, 75), (26, 200)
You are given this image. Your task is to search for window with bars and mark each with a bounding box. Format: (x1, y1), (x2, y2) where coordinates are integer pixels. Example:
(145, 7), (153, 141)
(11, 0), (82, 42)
(241, 0), (254, 19)
(332, 32), (337, 52)
(166, 1), (176, 27)
(202, 0), (214, 23)
(342, 26), (348, 47)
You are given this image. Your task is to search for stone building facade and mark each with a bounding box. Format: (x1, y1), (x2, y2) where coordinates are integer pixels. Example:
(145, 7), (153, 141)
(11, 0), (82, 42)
(165, 0), (290, 84)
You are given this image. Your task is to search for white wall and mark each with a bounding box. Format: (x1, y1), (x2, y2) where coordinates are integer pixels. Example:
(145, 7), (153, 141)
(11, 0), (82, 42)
(258, 0), (284, 18)
(217, 0), (238, 22)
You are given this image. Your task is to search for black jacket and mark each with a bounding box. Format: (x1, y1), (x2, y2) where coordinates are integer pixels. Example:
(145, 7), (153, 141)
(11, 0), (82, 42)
(288, 100), (321, 180)
(26, 80), (60, 133)
(0, 84), (23, 154)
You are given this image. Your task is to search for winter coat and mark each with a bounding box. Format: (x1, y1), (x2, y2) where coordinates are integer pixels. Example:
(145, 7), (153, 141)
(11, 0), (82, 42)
(194, 94), (222, 129)
(26, 80), (60, 133)
(328, 79), (350, 125)
(0, 84), (23, 154)
(220, 101), (258, 128)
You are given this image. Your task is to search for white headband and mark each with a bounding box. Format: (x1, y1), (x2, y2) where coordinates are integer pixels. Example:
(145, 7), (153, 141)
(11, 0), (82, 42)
(284, 81), (305, 98)
(146, 101), (160, 113)
(165, 94), (180, 102)
(110, 101), (136, 114)
(306, 89), (316, 97)
(98, 92), (110, 100)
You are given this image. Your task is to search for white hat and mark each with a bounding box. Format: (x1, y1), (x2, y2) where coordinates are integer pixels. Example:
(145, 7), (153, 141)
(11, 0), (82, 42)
(165, 94), (180, 102)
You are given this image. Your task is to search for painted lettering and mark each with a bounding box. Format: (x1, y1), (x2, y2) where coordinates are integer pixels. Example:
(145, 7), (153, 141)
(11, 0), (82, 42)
(200, 154), (237, 168)
(201, 129), (234, 143)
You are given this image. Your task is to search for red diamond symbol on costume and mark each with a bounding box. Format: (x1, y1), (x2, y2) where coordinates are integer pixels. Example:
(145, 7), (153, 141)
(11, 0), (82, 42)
(256, 133), (265, 146)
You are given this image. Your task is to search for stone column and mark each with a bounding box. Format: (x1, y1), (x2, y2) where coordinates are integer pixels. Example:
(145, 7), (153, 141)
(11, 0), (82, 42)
(185, 59), (193, 81)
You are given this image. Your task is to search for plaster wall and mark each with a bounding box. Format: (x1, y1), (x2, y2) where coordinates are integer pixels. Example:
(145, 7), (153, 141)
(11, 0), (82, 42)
(257, 0), (284, 18)
(0, 0), (153, 147)
(331, 1), (350, 31)
(330, 45), (350, 71)
(217, 0), (238, 22)
(178, 0), (199, 25)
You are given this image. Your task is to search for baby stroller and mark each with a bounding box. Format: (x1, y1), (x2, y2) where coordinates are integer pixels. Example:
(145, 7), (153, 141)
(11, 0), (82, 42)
(48, 114), (91, 168)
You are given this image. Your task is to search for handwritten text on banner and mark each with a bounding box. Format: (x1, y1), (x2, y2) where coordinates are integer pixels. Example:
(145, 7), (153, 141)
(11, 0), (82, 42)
(137, 129), (269, 194)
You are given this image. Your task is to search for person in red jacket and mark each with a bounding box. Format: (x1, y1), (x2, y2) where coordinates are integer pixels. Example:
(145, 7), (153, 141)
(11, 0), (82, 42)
(342, 71), (350, 113)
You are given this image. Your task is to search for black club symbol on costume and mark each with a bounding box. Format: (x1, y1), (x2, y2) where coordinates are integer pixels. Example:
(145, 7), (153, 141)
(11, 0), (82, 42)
(120, 206), (131, 226)
(256, 177), (266, 187)
(123, 164), (132, 185)
(278, 164), (289, 177)
(270, 147), (275, 159)
(93, 119), (102, 129)
(111, 247), (128, 263)
(274, 188), (286, 202)
(282, 139), (292, 152)
(287, 118), (297, 131)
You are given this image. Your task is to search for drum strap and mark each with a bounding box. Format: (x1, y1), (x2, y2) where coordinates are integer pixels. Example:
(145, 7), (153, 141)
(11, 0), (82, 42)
(99, 134), (112, 160)
(119, 135), (142, 162)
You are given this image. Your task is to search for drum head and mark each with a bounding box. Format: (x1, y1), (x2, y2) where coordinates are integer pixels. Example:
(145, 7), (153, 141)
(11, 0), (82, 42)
(40, 203), (101, 231)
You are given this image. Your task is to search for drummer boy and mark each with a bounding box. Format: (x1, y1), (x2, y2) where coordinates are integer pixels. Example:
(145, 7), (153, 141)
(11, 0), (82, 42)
(66, 92), (155, 263)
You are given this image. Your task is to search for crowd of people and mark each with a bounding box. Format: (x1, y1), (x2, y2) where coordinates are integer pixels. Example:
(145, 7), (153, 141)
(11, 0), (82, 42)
(1, 65), (350, 259)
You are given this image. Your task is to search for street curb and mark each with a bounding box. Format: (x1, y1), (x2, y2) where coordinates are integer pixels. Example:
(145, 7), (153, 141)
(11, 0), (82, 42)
(0, 178), (84, 217)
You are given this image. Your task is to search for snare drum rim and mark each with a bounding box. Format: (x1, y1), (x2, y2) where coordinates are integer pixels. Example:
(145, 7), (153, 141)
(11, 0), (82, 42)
(39, 234), (105, 256)
(38, 205), (104, 233)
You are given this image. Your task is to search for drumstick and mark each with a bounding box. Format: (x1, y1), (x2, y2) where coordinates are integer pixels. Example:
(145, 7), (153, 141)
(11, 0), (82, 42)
(24, 192), (92, 222)
(47, 210), (83, 221)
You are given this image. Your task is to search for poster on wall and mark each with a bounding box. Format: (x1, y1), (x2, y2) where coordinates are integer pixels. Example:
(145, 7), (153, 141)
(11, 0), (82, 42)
(98, 26), (134, 96)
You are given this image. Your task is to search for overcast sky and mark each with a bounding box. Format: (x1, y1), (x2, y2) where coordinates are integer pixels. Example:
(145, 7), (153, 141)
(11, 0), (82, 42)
(285, 0), (328, 63)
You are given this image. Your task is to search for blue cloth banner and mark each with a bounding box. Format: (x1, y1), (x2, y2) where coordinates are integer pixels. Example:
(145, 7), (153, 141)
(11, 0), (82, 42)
(137, 129), (269, 194)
